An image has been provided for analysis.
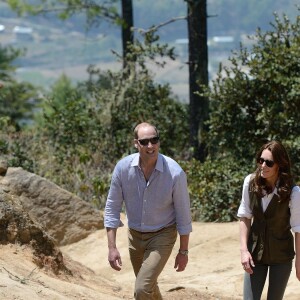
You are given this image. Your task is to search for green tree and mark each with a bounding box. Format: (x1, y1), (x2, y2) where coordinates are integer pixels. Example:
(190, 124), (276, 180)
(41, 74), (104, 156)
(186, 0), (209, 161)
(0, 45), (39, 129)
(6, 0), (210, 158)
(0, 81), (38, 128)
(32, 52), (189, 204)
(109, 71), (189, 160)
(0, 45), (20, 81)
(207, 12), (300, 178)
(181, 157), (248, 221)
(0, 44), (40, 171)
(121, 0), (134, 68)
(76, 39), (189, 161)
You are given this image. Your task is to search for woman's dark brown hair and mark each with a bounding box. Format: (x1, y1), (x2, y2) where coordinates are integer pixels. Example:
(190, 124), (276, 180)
(252, 140), (293, 201)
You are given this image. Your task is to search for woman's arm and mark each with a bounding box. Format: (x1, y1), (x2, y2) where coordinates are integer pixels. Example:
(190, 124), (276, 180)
(290, 186), (300, 281)
(295, 232), (300, 281)
(239, 217), (254, 274)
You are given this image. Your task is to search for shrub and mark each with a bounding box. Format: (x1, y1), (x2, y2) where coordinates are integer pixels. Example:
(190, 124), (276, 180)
(206, 13), (300, 166)
(181, 157), (251, 222)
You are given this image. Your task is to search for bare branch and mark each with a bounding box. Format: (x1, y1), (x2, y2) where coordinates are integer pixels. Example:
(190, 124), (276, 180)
(133, 15), (187, 34)
(3, 267), (38, 285)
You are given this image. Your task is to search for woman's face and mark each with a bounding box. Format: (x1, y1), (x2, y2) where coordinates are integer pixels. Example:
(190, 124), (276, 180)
(259, 149), (279, 184)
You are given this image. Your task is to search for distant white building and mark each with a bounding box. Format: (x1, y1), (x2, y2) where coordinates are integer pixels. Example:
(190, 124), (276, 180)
(0, 24), (5, 33)
(212, 36), (235, 43)
(175, 38), (188, 45)
(13, 25), (33, 40)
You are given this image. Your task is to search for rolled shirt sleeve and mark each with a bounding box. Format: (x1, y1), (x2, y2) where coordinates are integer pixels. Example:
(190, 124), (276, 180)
(104, 163), (125, 229)
(173, 170), (192, 235)
(290, 185), (300, 233)
(237, 174), (253, 219)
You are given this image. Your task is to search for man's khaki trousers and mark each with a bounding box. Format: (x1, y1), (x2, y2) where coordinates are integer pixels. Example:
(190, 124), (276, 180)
(128, 225), (177, 300)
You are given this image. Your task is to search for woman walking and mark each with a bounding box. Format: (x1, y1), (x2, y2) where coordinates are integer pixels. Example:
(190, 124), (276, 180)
(237, 140), (300, 300)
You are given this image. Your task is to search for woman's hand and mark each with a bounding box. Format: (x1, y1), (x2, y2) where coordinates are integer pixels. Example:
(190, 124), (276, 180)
(240, 249), (255, 274)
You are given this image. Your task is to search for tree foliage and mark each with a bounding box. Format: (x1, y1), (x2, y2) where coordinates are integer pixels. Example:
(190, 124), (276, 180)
(25, 35), (189, 207)
(181, 157), (250, 222)
(0, 45), (39, 129)
(6, 0), (120, 24)
(107, 34), (188, 160)
(2, 4), (300, 222)
(0, 45), (21, 81)
(109, 71), (189, 160)
(206, 12), (300, 179)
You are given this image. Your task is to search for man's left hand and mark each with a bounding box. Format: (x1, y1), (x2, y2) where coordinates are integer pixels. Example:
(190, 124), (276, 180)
(174, 253), (188, 272)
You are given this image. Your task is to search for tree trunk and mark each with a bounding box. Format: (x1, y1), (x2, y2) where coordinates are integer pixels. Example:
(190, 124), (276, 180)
(121, 0), (134, 68)
(187, 0), (209, 161)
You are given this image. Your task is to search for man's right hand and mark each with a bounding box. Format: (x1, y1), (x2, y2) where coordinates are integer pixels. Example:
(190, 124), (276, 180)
(108, 247), (122, 271)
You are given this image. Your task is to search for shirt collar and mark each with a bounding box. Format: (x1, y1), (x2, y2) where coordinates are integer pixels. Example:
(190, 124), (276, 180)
(131, 153), (164, 172)
(262, 183), (279, 197)
(273, 178), (280, 195)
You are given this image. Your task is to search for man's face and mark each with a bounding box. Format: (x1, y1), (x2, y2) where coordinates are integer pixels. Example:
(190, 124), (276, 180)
(134, 125), (160, 161)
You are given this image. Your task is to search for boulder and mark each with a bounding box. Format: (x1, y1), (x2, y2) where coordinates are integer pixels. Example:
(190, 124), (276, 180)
(0, 167), (104, 246)
(0, 189), (69, 274)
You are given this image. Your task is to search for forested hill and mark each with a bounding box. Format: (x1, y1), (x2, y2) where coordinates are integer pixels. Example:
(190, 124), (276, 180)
(1, 0), (298, 40)
(0, 0), (298, 90)
(134, 0), (299, 40)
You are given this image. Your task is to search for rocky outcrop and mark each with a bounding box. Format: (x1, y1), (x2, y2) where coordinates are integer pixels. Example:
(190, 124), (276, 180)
(0, 189), (69, 274)
(0, 164), (106, 274)
(0, 167), (104, 246)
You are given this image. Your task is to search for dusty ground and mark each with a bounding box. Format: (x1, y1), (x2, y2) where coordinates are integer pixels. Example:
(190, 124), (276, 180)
(0, 221), (299, 299)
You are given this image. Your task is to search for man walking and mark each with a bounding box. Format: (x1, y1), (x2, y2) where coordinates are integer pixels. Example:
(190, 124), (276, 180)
(104, 122), (192, 299)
